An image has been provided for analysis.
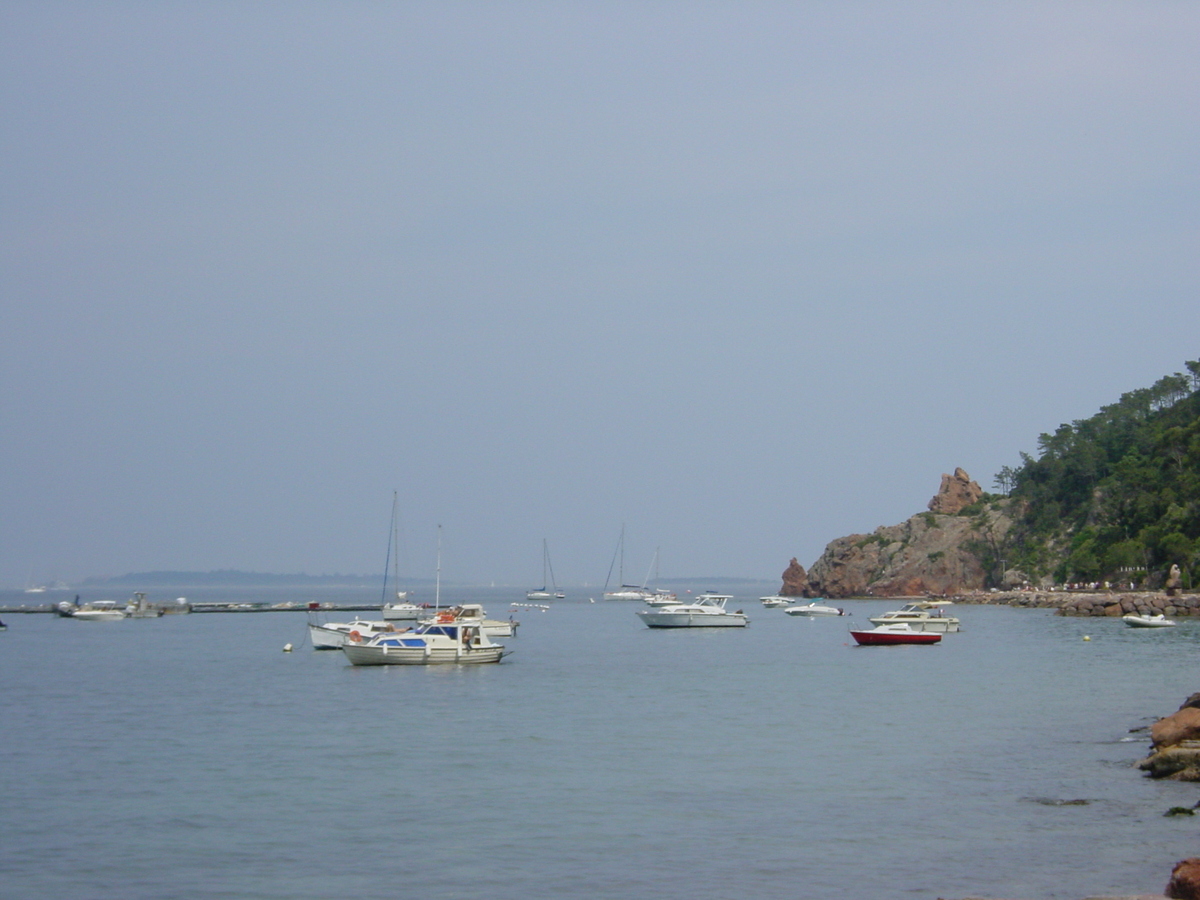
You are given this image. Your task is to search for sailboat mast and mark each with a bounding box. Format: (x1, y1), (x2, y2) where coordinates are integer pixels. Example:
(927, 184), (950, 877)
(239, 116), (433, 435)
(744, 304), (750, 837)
(380, 491), (398, 606)
(392, 494), (401, 600)
(435, 524), (442, 611)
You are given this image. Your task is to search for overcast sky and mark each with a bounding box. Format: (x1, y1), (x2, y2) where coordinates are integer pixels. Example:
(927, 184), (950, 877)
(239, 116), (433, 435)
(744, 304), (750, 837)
(2, 2), (1197, 589)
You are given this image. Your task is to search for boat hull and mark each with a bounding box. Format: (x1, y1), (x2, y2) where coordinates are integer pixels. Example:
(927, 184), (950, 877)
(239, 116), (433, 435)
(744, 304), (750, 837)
(785, 605), (843, 617)
(381, 604), (423, 621)
(1122, 615), (1176, 628)
(867, 616), (959, 633)
(341, 643), (507, 665)
(850, 629), (941, 646)
(637, 611), (748, 628)
(71, 609), (127, 621)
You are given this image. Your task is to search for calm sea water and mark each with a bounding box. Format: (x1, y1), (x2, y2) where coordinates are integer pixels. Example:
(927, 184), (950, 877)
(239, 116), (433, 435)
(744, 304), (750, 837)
(2, 583), (1199, 900)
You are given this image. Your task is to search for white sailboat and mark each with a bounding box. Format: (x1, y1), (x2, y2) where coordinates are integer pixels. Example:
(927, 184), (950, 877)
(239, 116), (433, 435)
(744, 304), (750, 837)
(527, 539), (565, 600)
(602, 525), (654, 601)
(379, 492), (423, 621)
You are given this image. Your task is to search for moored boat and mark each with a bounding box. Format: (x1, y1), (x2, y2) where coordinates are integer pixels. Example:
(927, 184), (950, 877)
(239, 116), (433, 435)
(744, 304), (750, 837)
(309, 618), (406, 650)
(850, 623), (942, 645)
(759, 595), (791, 608)
(868, 601), (960, 633)
(418, 604), (517, 638)
(1122, 613), (1177, 628)
(342, 611), (507, 665)
(70, 600), (128, 621)
(784, 601), (845, 617)
(636, 593), (748, 628)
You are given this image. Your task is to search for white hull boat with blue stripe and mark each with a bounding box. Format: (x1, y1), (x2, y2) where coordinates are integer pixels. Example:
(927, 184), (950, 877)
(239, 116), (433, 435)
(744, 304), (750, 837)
(341, 612), (508, 665)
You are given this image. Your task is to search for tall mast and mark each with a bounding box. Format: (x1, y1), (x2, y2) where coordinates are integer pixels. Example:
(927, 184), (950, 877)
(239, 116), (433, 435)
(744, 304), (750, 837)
(435, 524), (442, 611)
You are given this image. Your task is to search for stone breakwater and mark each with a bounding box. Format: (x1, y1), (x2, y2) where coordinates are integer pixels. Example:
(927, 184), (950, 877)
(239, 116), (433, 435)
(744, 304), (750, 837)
(947, 590), (1198, 618)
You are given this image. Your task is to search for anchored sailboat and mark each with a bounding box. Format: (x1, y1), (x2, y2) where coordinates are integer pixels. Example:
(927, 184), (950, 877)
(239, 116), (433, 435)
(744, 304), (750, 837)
(527, 539), (565, 600)
(380, 492), (422, 621)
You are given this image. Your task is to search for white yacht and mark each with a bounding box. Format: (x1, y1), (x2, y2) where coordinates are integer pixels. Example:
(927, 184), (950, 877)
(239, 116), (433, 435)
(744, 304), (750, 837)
(342, 608), (507, 666)
(868, 601), (960, 633)
(636, 593), (748, 628)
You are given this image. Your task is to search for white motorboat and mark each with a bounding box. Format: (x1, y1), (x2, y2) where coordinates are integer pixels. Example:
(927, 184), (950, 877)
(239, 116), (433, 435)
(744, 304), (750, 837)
(381, 596), (425, 621)
(869, 601), (960, 633)
(784, 601), (846, 617)
(418, 604), (517, 638)
(342, 609), (507, 665)
(759, 595), (791, 608)
(70, 600), (127, 621)
(636, 593), (748, 628)
(309, 618), (405, 650)
(1123, 614), (1177, 628)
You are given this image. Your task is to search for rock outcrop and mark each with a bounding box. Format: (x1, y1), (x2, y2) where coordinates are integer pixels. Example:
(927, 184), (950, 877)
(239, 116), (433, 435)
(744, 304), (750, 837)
(779, 558), (807, 597)
(791, 470), (1013, 599)
(1169, 858), (1200, 899)
(1139, 695), (1200, 781)
(928, 467), (984, 515)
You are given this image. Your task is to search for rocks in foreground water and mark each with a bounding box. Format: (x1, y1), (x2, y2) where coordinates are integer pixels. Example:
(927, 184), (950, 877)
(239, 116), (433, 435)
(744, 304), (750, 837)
(1139, 695), (1200, 781)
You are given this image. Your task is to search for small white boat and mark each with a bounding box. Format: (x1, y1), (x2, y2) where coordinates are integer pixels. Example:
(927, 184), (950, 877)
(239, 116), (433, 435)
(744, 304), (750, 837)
(636, 593), (748, 628)
(342, 610), (507, 666)
(70, 600), (127, 621)
(784, 601), (846, 617)
(1122, 614), (1177, 628)
(759, 595), (791, 608)
(869, 601), (960, 633)
(644, 590), (680, 607)
(381, 596), (425, 621)
(309, 618), (405, 650)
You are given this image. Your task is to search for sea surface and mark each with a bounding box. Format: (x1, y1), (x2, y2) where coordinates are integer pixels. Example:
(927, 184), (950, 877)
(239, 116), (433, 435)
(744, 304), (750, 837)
(2, 583), (1199, 900)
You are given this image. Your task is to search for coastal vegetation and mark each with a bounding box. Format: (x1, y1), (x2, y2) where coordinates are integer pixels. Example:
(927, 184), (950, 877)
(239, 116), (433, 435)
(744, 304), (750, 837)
(995, 361), (1200, 589)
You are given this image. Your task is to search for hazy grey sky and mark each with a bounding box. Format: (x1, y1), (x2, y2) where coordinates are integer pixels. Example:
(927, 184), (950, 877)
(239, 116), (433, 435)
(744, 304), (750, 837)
(2, 2), (1197, 588)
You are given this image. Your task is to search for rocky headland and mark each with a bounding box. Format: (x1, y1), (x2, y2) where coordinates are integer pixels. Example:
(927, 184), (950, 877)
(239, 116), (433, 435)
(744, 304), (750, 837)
(782, 468), (1015, 600)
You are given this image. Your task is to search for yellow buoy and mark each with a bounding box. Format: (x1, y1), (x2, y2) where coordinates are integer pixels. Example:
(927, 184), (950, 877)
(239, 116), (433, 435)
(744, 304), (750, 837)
(1083, 635), (1091, 641)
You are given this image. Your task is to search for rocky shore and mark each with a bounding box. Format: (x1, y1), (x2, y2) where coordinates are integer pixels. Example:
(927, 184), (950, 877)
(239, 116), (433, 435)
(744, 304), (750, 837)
(947, 589), (1199, 618)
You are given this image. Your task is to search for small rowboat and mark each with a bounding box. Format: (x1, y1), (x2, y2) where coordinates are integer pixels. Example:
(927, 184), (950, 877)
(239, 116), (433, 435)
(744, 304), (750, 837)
(850, 623), (942, 646)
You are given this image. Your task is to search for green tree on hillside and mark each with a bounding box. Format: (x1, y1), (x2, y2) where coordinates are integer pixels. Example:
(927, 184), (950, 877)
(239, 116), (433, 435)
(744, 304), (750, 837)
(999, 361), (1200, 587)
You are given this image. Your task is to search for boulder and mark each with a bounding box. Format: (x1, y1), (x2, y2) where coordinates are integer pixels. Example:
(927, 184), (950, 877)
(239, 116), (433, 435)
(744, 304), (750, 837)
(927, 467), (983, 515)
(1168, 858), (1200, 899)
(1152, 707), (1200, 749)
